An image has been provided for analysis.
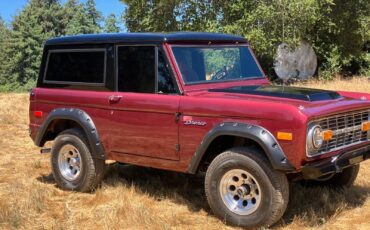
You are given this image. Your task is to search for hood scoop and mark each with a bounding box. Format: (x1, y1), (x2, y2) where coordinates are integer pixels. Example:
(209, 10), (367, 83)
(209, 85), (342, 102)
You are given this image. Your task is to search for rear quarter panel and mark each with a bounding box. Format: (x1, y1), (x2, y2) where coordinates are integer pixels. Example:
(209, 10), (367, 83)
(29, 87), (115, 158)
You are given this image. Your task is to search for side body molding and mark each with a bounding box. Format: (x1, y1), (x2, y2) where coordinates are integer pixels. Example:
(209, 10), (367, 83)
(35, 108), (106, 159)
(187, 122), (295, 173)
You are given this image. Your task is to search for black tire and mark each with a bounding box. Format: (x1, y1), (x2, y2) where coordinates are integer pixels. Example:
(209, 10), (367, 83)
(205, 147), (289, 228)
(51, 128), (106, 192)
(304, 165), (360, 188)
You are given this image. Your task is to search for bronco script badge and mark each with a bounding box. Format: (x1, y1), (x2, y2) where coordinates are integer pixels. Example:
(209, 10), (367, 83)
(183, 116), (207, 126)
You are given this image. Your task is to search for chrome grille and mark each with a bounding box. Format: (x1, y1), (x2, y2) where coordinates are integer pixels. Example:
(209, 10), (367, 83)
(316, 109), (370, 154)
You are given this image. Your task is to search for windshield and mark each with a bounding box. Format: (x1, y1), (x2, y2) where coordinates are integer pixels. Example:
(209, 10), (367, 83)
(172, 46), (263, 84)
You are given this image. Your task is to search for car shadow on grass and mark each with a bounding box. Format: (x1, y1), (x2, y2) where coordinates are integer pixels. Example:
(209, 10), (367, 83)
(103, 164), (208, 213)
(37, 173), (55, 184)
(36, 164), (208, 212)
(277, 182), (370, 227)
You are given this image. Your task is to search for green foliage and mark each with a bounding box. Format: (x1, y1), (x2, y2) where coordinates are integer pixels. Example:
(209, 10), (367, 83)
(120, 0), (217, 32)
(85, 0), (103, 33)
(0, 17), (9, 83)
(121, 0), (180, 31)
(1, 0), (63, 91)
(104, 14), (120, 33)
(204, 48), (239, 75)
(177, 0), (217, 31)
(0, 0), (104, 91)
(217, 0), (327, 75)
(359, 48), (370, 76)
(122, 0), (370, 80)
(63, 0), (102, 35)
(308, 0), (370, 79)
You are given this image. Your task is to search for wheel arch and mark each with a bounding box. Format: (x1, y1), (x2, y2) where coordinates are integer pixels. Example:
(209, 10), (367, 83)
(35, 108), (106, 159)
(187, 122), (295, 174)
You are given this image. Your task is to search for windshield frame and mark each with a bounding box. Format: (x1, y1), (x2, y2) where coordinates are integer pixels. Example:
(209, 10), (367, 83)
(170, 44), (266, 86)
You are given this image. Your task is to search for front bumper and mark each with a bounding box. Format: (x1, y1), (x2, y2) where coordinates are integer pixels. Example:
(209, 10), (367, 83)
(301, 144), (370, 179)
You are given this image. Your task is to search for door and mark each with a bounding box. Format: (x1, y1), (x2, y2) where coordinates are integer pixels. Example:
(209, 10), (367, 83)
(109, 45), (180, 160)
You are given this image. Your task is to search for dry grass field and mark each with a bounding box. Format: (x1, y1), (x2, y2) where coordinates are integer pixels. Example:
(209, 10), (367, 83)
(0, 77), (370, 229)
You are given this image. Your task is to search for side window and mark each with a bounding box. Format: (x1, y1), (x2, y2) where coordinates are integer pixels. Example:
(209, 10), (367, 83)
(45, 49), (105, 84)
(157, 49), (176, 94)
(117, 46), (155, 93)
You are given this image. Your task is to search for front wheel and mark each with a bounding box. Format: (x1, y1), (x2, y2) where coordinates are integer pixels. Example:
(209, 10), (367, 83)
(51, 128), (106, 192)
(205, 147), (289, 228)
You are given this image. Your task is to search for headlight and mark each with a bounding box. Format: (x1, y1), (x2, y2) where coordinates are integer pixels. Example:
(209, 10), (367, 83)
(307, 125), (324, 156)
(312, 126), (324, 148)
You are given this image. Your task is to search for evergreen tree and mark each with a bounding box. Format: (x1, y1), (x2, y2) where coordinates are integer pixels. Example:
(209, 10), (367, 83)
(2, 0), (63, 90)
(63, 0), (102, 35)
(121, 0), (217, 32)
(121, 0), (180, 32)
(0, 17), (10, 86)
(64, 3), (92, 35)
(85, 0), (102, 33)
(62, 0), (80, 34)
(0, 18), (6, 56)
(104, 14), (120, 33)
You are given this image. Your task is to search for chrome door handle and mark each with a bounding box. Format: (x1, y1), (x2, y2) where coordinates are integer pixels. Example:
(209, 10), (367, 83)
(108, 95), (122, 103)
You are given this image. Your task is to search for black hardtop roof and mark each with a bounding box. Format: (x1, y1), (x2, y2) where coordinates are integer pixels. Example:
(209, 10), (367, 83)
(45, 32), (247, 46)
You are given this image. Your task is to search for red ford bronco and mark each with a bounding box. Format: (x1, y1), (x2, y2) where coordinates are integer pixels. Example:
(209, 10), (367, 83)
(29, 32), (370, 227)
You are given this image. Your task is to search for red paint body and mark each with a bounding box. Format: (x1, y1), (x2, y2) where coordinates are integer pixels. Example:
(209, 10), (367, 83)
(29, 43), (370, 173)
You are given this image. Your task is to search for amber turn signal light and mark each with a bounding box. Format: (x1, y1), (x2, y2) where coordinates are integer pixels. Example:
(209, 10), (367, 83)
(323, 130), (333, 141)
(362, 121), (370, 132)
(277, 132), (293, 141)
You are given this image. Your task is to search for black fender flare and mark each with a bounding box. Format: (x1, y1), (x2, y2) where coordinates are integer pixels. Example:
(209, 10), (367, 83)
(35, 108), (106, 159)
(187, 122), (295, 173)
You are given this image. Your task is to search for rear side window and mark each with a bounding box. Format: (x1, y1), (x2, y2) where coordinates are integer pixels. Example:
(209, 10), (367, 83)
(44, 49), (106, 84)
(117, 46), (155, 93)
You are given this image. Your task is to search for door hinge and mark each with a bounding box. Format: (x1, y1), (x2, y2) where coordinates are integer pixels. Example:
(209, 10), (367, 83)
(175, 144), (180, 152)
(175, 112), (181, 122)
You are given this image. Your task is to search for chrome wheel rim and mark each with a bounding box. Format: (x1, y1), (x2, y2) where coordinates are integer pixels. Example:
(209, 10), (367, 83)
(219, 169), (262, 215)
(57, 144), (82, 181)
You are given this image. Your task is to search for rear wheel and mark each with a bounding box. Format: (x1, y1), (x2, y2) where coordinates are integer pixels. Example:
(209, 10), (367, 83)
(51, 128), (106, 192)
(205, 147), (289, 228)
